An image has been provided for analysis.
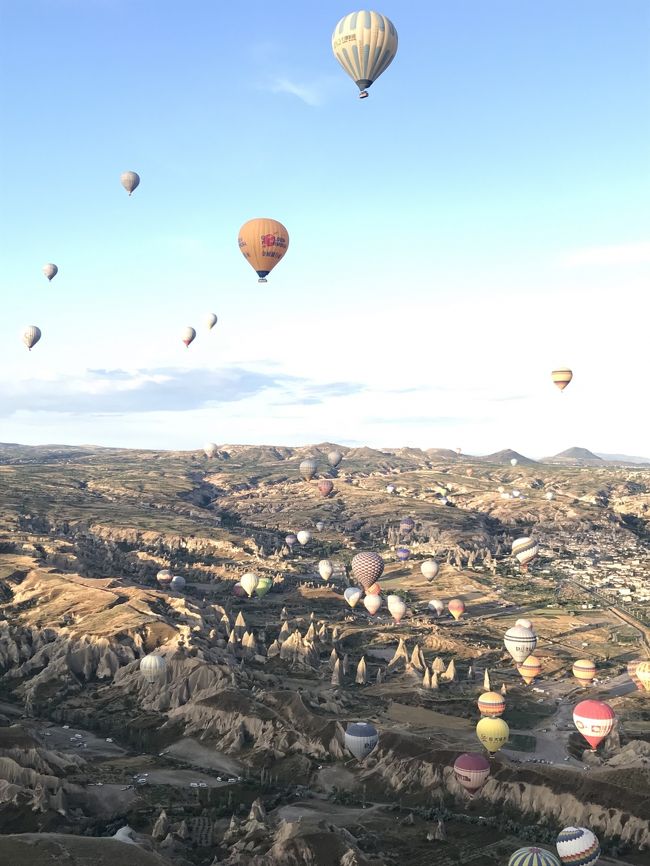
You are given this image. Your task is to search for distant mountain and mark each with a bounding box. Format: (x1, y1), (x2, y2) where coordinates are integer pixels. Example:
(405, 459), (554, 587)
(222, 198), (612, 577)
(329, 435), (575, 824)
(425, 448), (459, 460)
(477, 448), (537, 466)
(597, 452), (650, 465)
(543, 447), (604, 465)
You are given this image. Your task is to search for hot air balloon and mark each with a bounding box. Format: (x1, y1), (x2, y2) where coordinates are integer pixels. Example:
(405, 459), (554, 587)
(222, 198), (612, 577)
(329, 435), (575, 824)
(140, 653), (167, 684)
(120, 170), (140, 195)
(351, 551), (384, 590)
(332, 11), (398, 99)
(315, 521), (325, 532)
(515, 618), (534, 632)
(205, 313), (218, 330)
(297, 530), (311, 546)
(453, 752), (490, 797)
(170, 575), (186, 591)
(156, 569), (172, 587)
(399, 517), (415, 534)
(396, 547), (410, 562)
(366, 582), (382, 595)
(556, 828), (600, 866)
(517, 655), (542, 685)
(240, 573), (259, 598)
(182, 326), (196, 348)
(545, 491), (555, 501)
(256, 576), (273, 597)
(509, 848), (561, 866)
(428, 599), (444, 616)
(477, 692), (506, 717)
(572, 700), (615, 750)
(318, 479), (334, 497)
(300, 458), (318, 481)
(504, 626), (537, 664)
(573, 659), (597, 687)
(238, 218), (289, 282)
(204, 442), (218, 458)
(232, 582), (247, 598)
(448, 598), (466, 620)
(387, 595), (406, 623)
(22, 326), (41, 350)
(511, 458), (518, 466)
(466, 468), (474, 477)
(386, 484), (396, 494)
(42, 263), (58, 281)
(456, 447), (462, 456)
(285, 534), (297, 550)
(344, 586), (363, 608)
(345, 722), (378, 760)
(318, 559), (334, 581)
(476, 717), (509, 754)
(327, 449), (342, 467)
(634, 660), (650, 692)
(512, 489), (522, 498)
(552, 368), (573, 392)
(364, 594), (382, 616)
(511, 537), (539, 571)
(421, 559), (440, 581)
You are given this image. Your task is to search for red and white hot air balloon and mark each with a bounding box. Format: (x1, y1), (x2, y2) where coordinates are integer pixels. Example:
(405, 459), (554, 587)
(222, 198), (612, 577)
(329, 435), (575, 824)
(572, 700), (615, 750)
(453, 752), (490, 797)
(317, 479), (334, 497)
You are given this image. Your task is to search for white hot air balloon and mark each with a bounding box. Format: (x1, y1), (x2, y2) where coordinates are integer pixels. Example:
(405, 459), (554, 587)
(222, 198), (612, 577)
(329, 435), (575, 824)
(205, 313), (218, 330)
(386, 484), (396, 494)
(22, 326), (42, 350)
(140, 653), (167, 684)
(120, 170), (140, 195)
(318, 559), (334, 581)
(504, 625), (537, 664)
(545, 491), (554, 500)
(182, 326), (196, 348)
(42, 263), (58, 281)
(240, 572), (259, 597)
(387, 594), (406, 623)
(204, 442), (218, 458)
(510, 458), (518, 466)
(363, 594), (382, 616)
(344, 586), (363, 608)
(515, 618), (534, 632)
(421, 559), (440, 581)
(315, 521), (325, 532)
(332, 11), (398, 99)
(345, 722), (378, 760)
(297, 530), (311, 546)
(170, 575), (186, 591)
(428, 599), (445, 616)
(327, 449), (343, 468)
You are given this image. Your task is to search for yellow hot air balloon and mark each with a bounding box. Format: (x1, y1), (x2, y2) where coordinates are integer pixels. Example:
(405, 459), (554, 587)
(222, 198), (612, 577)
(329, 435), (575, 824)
(476, 717), (509, 755)
(573, 659), (596, 687)
(238, 218), (289, 283)
(635, 660), (650, 692)
(332, 11), (398, 99)
(517, 655), (542, 685)
(552, 368), (573, 391)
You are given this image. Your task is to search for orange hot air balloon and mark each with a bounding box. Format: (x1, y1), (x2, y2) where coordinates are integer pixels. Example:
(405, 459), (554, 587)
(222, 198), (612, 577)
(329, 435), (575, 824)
(551, 368), (573, 391)
(238, 218), (289, 283)
(477, 692), (506, 717)
(635, 661), (650, 692)
(517, 655), (542, 685)
(572, 659), (596, 687)
(448, 598), (466, 620)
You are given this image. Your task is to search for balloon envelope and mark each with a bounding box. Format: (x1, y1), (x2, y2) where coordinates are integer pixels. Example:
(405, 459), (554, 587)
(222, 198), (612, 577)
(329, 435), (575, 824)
(255, 577), (273, 597)
(512, 537), (539, 570)
(386, 484), (395, 493)
(156, 569), (172, 586)
(448, 598), (465, 620)
(42, 263), (58, 280)
(315, 521), (325, 532)
(556, 827), (600, 866)
(297, 530), (311, 546)
(552, 368), (573, 391)
(428, 599), (444, 616)
(363, 593), (382, 616)
(170, 575), (186, 591)
(240, 573), (259, 597)
(345, 722), (378, 760)
(453, 752), (490, 796)
(477, 692), (506, 717)
(517, 655), (542, 685)
(476, 717), (509, 754)
(386, 595), (406, 623)
(510, 458), (518, 466)
(238, 218), (289, 282)
(573, 700), (615, 750)
(399, 517), (415, 533)
(205, 313), (218, 330)
(204, 442), (218, 458)
(634, 660), (650, 691)
(421, 559), (440, 581)
(504, 626), (537, 663)
(299, 458), (318, 480)
(351, 551), (384, 590)
(515, 618), (534, 632)
(182, 326), (196, 347)
(140, 653), (167, 684)
(573, 659), (596, 686)
(318, 559), (334, 581)
(285, 534), (297, 548)
(120, 170), (140, 195)
(332, 11), (398, 98)
(509, 848), (561, 866)
(23, 325), (41, 350)
(396, 547), (410, 562)
(318, 479), (334, 497)
(344, 587), (363, 608)
(327, 449), (342, 467)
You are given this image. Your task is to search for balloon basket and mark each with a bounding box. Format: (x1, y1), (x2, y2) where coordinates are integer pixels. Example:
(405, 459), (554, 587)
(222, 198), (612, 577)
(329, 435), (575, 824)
(359, 91), (369, 99)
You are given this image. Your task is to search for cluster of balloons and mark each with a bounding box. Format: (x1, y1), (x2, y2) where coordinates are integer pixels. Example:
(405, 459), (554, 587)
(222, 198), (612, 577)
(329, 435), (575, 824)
(507, 828), (600, 866)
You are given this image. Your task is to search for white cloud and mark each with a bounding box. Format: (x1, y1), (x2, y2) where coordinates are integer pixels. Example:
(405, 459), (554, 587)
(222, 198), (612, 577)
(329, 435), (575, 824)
(561, 241), (650, 267)
(263, 76), (335, 107)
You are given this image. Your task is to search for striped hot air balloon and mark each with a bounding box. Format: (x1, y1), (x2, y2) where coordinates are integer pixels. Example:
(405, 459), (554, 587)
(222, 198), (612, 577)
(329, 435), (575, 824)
(345, 722), (378, 760)
(504, 625), (537, 664)
(572, 700), (615, 750)
(508, 848), (561, 866)
(572, 659), (596, 687)
(448, 598), (465, 620)
(552, 368), (573, 392)
(299, 458), (318, 480)
(396, 546), (410, 562)
(22, 325), (42, 350)
(332, 11), (398, 99)
(556, 827), (600, 866)
(511, 537), (539, 571)
(517, 655), (542, 685)
(318, 479), (334, 497)
(351, 551), (384, 590)
(156, 569), (172, 587)
(399, 516), (415, 534)
(453, 752), (490, 797)
(238, 218), (289, 282)
(140, 653), (167, 684)
(477, 692), (506, 717)
(635, 660), (650, 691)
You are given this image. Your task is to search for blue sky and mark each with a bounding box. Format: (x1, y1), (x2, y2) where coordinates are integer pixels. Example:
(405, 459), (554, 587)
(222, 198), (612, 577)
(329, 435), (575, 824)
(1, 0), (649, 456)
